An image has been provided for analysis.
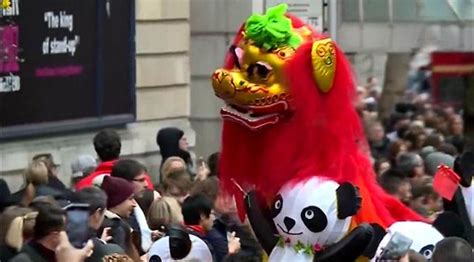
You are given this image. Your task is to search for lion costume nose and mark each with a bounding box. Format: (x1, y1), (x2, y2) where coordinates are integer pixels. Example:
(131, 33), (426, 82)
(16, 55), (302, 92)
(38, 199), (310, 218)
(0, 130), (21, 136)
(283, 216), (296, 231)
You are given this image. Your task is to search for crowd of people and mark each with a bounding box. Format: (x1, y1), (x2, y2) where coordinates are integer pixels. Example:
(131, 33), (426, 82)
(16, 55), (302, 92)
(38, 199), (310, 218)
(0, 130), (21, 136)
(358, 77), (465, 222)
(0, 79), (471, 261)
(0, 128), (260, 261)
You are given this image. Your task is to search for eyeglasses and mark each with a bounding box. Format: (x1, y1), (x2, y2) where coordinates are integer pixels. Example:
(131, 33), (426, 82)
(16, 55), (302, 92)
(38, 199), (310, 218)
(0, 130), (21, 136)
(132, 177), (147, 183)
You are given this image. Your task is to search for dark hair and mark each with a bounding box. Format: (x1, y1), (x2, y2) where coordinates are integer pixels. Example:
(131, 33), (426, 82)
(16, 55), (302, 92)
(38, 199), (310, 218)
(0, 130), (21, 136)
(111, 159), (146, 181)
(378, 170), (409, 195)
(396, 153), (422, 177)
(181, 193), (212, 225)
(207, 152), (220, 177)
(438, 143), (458, 156)
(33, 203), (65, 239)
(93, 129), (121, 162)
(432, 237), (472, 262)
(74, 187), (107, 214)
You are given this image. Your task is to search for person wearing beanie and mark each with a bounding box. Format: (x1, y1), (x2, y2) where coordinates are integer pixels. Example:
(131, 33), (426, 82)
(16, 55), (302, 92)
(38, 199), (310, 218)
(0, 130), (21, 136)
(424, 151), (455, 176)
(397, 152), (428, 186)
(111, 159), (162, 254)
(99, 176), (140, 260)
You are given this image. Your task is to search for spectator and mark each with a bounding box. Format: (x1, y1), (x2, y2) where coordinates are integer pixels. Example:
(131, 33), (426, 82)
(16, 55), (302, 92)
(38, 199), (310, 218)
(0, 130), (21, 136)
(182, 193), (218, 260)
(182, 193), (241, 261)
(432, 237), (472, 262)
(73, 187), (129, 262)
(388, 140), (408, 166)
(396, 153), (427, 186)
(70, 155), (97, 189)
(0, 207), (37, 261)
(33, 153), (68, 192)
(99, 176), (140, 261)
(160, 156), (186, 182)
(379, 170), (412, 205)
(373, 158), (391, 178)
(9, 160), (59, 206)
(207, 152), (220, 178)
(367, 121), (391, 160)
(192, 178), (262, 261)
(156, 127), (193, 178)
(404, 127), (427, 152)
(424, 133), (444, 150)
(75, 129), (153, 190)
(423, 151), (454, 176)
(438, 143), (459, 156)
(410, 182), (442, 219)
(135, 189), (157, 217)
(160, 170), (193, 204)
(147, 196), (183, 232)
(111, 159), (160, 253)
(11, 203), (66, 262)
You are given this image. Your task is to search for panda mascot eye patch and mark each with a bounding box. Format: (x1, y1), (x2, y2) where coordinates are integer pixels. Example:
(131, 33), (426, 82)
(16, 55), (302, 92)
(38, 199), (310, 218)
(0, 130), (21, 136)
(419, 244), (434, 259)
(271, 194), (283, 218)
(301, 206), (328, 233)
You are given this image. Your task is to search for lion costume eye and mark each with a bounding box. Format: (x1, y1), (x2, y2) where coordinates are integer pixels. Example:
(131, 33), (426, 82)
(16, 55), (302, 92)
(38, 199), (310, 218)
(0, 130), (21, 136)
(247, 61), (272, 81)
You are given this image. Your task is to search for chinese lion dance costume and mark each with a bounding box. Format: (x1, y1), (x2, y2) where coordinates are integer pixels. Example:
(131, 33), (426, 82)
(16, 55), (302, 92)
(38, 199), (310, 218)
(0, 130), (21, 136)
(211, 4), (424, 261)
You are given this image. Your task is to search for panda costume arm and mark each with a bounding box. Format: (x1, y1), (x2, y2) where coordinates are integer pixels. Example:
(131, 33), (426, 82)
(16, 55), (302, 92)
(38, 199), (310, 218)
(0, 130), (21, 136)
(244, 190), (279, 255)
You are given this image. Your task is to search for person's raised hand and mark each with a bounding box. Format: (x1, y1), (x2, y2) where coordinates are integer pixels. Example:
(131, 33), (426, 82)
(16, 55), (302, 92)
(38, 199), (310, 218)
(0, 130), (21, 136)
(227, 231), (241, 254)
(100, 227), (112, 242)
(55, 231), (94, 262)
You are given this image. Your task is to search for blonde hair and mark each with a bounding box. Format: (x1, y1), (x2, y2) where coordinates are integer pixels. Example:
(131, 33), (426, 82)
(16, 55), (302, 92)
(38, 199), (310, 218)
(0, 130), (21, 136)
(147, 196), (183, 230)
(160, 157), (186, 181)
(0, 207), (37, 251)
(20, 160), (49, 206)
(25, 160), (48, 185)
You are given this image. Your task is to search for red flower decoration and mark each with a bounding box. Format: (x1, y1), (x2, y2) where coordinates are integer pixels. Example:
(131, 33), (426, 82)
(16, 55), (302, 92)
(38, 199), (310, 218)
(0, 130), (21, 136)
(313, 244), (323, 253)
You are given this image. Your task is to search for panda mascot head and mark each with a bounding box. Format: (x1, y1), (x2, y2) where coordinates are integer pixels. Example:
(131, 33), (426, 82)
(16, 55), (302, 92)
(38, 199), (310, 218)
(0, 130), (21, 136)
(148, 225), (213, 262)
(371, 221), (444, 261)
(266, 176), (373, 261)
(272, 177), (358, 246)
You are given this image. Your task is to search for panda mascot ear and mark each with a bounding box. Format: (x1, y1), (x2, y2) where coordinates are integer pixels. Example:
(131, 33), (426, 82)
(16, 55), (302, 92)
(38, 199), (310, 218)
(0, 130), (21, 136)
(336, 182), (362, 219)
(454, 151), (474, 187)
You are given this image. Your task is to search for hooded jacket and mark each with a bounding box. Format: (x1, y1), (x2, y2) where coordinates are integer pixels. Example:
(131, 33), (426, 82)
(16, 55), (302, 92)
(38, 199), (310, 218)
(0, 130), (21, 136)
(156, 128), (193, 169)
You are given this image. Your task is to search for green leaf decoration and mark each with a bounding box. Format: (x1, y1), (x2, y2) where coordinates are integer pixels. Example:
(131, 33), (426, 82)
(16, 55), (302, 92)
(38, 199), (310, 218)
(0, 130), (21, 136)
(244, 3), (302, 50)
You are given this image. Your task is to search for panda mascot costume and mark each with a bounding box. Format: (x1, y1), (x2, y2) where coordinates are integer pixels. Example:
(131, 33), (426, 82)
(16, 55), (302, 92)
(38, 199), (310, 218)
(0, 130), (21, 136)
(244, 176), (374, 261)
(147, 225), (213, 262)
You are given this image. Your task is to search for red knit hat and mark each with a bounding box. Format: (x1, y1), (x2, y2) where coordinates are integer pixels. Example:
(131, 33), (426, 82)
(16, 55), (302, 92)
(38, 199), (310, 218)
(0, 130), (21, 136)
(101, 176), (135, 208)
